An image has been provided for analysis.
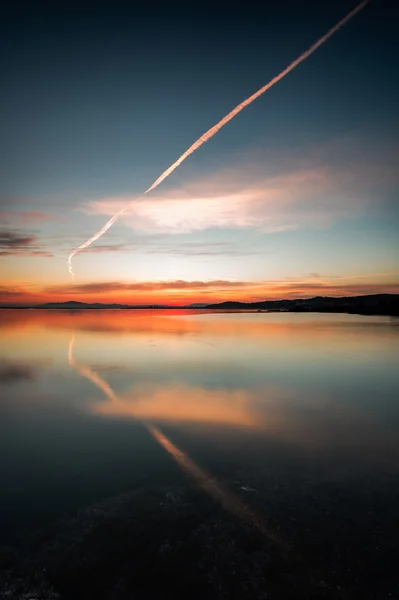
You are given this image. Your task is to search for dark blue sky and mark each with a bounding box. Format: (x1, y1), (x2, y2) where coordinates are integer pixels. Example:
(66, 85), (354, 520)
(2, 0), (398, 199)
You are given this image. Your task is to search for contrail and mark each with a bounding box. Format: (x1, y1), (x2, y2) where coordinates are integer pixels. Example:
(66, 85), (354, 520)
(67, 0), (370, 277)
(67, 209), (126, 279)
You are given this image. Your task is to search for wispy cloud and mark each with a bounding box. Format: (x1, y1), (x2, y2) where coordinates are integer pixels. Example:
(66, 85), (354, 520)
(82, 161), (380, 236)
(0, 211), (60, 226)
(146, 241), (269, 257)
(0, 283), (42, 305)
(83, 242), (136, 253)
(0, 229), (53, 257)
(76, 239), (269, 257)
(2, 271), (397, 307)
(0, 285), (28, 298)
(45, 279), (252, 295)
(43, 276), (399, 301)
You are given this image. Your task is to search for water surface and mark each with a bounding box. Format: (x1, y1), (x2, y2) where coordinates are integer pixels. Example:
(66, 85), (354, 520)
(1, 309), (398, 598)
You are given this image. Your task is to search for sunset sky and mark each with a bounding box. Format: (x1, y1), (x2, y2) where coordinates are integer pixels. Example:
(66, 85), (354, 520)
(1, 0), (398, 305)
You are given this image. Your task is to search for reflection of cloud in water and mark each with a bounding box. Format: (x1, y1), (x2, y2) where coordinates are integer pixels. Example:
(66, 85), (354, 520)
(93, 384), (260, 428)
(90, 381), (398, 464)
(0, 363), (36, 384)
(0, 359), (49, 385)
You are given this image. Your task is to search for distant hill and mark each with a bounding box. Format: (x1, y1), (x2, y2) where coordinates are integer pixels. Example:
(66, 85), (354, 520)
(185, 303), (209, 308)
(34, 301), (208, 309)
(35, 301), (167, 309)
(205, 294), (399, 316)
(1, 294), (398, 315)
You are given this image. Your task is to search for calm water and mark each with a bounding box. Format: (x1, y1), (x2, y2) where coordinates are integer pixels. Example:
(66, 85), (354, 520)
(1, 309), (399, 597)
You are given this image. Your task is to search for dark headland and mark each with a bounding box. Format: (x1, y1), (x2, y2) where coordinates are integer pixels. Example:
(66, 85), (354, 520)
(205, 293), (399, 316)
(1, 294), (398, 316)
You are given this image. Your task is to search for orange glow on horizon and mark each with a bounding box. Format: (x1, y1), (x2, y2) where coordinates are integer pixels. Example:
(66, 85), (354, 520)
(2, 277), (399, 306)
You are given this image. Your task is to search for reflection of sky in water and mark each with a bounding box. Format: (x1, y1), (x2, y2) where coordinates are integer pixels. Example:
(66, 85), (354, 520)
(1, 309), (399, 538)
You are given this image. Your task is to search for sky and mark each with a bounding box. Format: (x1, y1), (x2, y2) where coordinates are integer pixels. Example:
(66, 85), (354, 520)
(1, 0), (398, 305)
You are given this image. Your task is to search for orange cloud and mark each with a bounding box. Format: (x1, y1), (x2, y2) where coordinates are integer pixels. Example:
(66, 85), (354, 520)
(44, 279), (251, 295)
(94, 383), (260, 428)
(44, 276), (399, 301)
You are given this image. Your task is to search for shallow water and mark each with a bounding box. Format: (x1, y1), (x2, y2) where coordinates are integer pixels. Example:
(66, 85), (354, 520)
(1, 309), (399, 597)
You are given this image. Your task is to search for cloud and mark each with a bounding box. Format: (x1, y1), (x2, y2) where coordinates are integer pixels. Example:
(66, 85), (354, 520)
(82, 161), (377, 236)
(0, 230), (35, 248)
(0, 229), (53, 257)
(0, 211), (59, 226)
(80, 239), (269, 257)
(43, 276), (399, 300)
(45, 279), (252, 295)
(0, 285), (30, 298)
(83, 243), (136, 253)
(0, 283), (45, 307)
(145, 241), (269, 257)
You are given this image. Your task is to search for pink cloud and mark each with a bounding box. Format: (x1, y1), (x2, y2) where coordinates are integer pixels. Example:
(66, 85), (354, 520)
(82, 162), (375, 235)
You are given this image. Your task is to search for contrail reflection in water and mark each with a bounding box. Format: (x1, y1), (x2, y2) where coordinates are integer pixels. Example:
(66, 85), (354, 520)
(68, 334), (119, 403)
(148, 425), (288, 548)
(68, 334), (288, 549)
